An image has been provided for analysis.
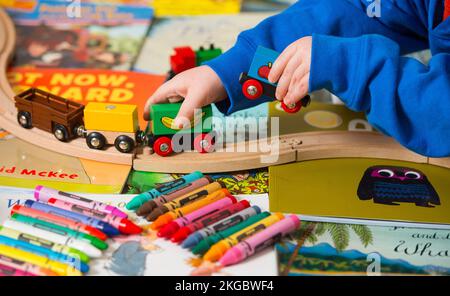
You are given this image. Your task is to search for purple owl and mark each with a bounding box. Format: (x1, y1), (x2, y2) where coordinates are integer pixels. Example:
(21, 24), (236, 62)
(357, 166), (440, 207)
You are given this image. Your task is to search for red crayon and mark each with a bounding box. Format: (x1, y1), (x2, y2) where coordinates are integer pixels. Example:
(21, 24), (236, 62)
(171, 200), (250, 243)
(47, 198), (141, 235)
(10, 205), (107, 241)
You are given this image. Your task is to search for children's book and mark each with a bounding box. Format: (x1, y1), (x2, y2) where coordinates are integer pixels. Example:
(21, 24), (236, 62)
(269, 158), (450, 229)
(6, 0), (154, 70)
(277, 220), (450, 276)
(268, 100), (373, 136)
(8, 67), (165, 129)
(0, 129), (130, 194)
(150, 0), (242, 17)
(242, 0), (295, 12)
(134, 12), (274, 74)
(0, 186), (276, 276)
(126, 169), (269, 195)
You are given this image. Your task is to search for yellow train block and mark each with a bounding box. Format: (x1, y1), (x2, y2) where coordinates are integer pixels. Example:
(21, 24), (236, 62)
(84, 103), (139, 133)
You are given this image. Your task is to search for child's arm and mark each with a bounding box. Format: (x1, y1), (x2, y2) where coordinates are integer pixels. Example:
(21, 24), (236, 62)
(311, 34), (450, 157)
(206, 0), (429, 115)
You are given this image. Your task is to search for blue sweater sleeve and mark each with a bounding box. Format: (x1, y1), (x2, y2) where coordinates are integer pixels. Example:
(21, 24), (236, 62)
(206, 0), (428, 115)
(310, 34), (450, 157)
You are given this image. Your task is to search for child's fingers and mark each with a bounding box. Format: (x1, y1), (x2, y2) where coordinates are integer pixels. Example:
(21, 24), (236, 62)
(275, 54), (302, 101)
(284, 73), (310, 106)
(268, 44), (296, 84)
(143, 81), (183, 120)
(173, 92), (203, 129)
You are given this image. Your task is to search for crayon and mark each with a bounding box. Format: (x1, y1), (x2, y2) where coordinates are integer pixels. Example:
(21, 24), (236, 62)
(3, 220), (102, 258)
(46, 198), (141, 235)
(34, 185), (128, 218)
(0, 261), (37, 276)
(136, 177), (214, 217)
(0, 244), (82, 276)
(203, 213), (284, 262)
(144, 181), (224, 221)
(171, 200), (250, 243)
(151, 189), (230, 230)
(24, 200), (120, 237)
(192, 212), (271, 256)
(0, 254), (57, 276)
(11, 213), (108, 250)
(158, 196), (237, 238)
(126, 171), (204, 210)
(0, 226), (90, 263)
(219, 215), (300, 266)
(182, 206), (261, 249)
(0, 235), (89, 273)
(11, 205), (107, 241)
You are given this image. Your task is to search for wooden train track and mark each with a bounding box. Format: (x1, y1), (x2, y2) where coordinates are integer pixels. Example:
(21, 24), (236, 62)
(0, 8), (448, 173)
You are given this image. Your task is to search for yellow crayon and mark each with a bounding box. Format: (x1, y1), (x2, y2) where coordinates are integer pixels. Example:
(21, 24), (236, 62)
(203, 213), (284, 262)
(0, 244), (82, 276)
(151, 189), (230, 230)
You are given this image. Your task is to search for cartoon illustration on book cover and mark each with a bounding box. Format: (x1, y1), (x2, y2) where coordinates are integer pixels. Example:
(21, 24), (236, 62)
(357, 166), (441, 207)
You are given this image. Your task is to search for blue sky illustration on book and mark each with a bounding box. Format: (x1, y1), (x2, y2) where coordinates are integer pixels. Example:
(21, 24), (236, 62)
(278, 242), (450, 275)
(276, 225), (450, 276)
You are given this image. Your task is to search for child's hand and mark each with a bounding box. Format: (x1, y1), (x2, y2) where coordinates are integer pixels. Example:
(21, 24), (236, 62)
(268, 36), (312, 106)
(144, 65), (227, 128)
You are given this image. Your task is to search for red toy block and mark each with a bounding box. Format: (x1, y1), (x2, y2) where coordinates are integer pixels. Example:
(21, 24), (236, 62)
(170, 47), (196, 75)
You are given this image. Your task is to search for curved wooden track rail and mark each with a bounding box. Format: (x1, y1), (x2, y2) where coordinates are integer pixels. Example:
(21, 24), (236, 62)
(0, 8), (448, 173)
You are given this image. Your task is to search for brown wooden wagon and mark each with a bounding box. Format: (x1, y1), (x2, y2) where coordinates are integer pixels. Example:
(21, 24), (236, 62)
(14, 88), (85, 142)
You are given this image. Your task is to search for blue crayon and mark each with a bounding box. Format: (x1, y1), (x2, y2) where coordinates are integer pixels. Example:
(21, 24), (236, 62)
(0, 235), (89, 273)
(181, 206), (261, 249)
(24, 200), (120, 237)
(126, 171), (204, 211)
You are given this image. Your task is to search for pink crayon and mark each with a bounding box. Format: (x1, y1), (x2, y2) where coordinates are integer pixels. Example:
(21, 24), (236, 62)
(0, 255), (57, 276)
(34, 186), (128, 218)
(47, 198), (141, 235)
(158, 196), (237, 238)
(219, 215), (300, 267)
(0, 262), (37, 276)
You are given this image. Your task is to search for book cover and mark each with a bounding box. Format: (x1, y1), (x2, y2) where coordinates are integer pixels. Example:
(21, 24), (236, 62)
(126, 169), (269, 195)
(268, 101), (373, 136)
(6, 0), (154, 70)
(277, 221), (450, 276)
(269, 158), (450, 228)
(0, 129), (131, 193)
(150, 0), (242, 17)
(8, 67), (166, 129)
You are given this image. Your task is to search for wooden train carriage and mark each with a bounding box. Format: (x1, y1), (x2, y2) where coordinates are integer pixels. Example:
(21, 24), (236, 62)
(148, 102), (214, 156)
(14, 88), (85, 141)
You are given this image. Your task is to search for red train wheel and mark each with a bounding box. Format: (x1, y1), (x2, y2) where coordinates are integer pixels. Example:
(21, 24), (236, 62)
(242, 79), (263, 100)
(281, 101), (302, 113)
(153, 137), (173, 157)
(194, 133), (215, 153)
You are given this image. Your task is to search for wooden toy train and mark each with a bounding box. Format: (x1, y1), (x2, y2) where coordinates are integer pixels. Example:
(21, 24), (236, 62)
(14, 88), (214, 157)
(13, 46), (312, 157)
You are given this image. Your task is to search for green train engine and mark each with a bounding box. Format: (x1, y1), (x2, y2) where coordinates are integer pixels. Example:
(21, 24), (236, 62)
(146, 103), (215, 157)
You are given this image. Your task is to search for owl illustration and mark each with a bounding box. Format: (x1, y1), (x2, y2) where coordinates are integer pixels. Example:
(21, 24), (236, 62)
(357, 166), (440, 207)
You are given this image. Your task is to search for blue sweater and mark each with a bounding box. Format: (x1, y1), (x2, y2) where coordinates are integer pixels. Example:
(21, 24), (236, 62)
(206, 0), (450, 158)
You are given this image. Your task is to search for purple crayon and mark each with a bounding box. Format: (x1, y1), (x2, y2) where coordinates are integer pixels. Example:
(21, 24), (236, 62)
(219, 215), (300, 266)
(34, 186), (127, 218)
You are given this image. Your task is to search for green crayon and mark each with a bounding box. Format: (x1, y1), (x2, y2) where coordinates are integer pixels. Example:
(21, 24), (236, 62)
(11, 213), (108, 251)
(192, 211), (271, 255)
(0, 225), (90, 263)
